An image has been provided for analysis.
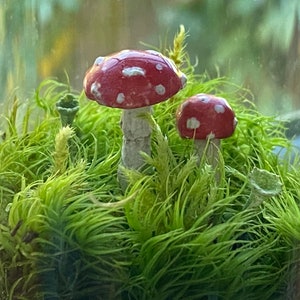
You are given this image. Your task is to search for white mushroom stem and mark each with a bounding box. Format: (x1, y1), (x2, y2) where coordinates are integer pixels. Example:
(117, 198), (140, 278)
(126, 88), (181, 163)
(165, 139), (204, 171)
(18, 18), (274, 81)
(118, 107), (152, 188)
(194, 138), (221, 168)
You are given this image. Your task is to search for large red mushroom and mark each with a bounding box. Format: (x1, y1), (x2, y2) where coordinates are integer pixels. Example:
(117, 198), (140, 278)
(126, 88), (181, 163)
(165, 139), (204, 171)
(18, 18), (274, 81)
(176, 93), (237, 167)
(84, 49), (187, 188)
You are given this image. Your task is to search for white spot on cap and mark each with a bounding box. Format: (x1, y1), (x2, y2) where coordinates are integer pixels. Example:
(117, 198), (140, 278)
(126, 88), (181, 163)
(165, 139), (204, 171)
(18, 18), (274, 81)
(206, 132), (216, 139)
(214, 104), (225, 113)
(155, 84), (166, 95)
(94, 56), (105, 65)
(186, 117), (200, 129)
(156, 63), (163, 71)
(91, 82), (102, 99)
(116, 93), (125, 104)
(122, 66), (145, 77)
(197, 94), (210, 103)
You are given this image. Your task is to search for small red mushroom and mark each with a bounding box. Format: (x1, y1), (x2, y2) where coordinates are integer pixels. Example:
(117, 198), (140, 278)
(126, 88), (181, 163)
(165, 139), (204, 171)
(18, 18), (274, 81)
(176, 93), (237, 167)
(83, 49), (187, 189)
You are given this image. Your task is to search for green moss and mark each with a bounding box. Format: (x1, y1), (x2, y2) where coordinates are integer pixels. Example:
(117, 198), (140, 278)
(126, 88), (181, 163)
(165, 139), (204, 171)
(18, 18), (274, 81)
(0, 27), (299, 299)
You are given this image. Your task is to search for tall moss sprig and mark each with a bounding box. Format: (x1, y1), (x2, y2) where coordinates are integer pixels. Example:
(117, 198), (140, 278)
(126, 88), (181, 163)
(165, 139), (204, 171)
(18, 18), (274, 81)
(52, 126), (74, 175)
(167, 24), (188, 67)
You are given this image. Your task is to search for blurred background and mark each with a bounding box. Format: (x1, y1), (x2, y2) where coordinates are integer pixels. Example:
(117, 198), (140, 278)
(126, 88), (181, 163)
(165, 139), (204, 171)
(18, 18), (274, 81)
(1, 0), (300, 115)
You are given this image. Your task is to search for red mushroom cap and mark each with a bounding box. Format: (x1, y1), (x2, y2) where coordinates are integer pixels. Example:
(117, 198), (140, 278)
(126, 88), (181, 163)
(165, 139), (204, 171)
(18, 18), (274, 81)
(83, 50), (187, 109)
(176, 93), (237, 139)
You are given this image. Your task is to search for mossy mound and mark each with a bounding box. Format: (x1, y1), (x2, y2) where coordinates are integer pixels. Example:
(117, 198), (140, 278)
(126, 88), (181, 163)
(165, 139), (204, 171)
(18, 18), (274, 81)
(0, 27), (299, 300)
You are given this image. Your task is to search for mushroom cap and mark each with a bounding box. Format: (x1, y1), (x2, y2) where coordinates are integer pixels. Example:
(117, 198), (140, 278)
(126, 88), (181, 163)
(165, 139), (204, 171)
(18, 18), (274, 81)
(83, 50), (187, 109)
(176, 93), (237, 139)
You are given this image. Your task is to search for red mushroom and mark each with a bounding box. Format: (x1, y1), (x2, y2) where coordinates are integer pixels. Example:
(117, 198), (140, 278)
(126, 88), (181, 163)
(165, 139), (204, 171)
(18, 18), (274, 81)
(83, 49), (187, 188)
(176, 93), (237, 167)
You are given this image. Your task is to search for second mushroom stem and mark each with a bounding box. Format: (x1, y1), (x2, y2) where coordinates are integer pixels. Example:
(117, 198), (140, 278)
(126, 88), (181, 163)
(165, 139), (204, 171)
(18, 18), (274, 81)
(118, 107), (152, 189)
(194, 138), (222, 182)
(194, 138), (220, 168)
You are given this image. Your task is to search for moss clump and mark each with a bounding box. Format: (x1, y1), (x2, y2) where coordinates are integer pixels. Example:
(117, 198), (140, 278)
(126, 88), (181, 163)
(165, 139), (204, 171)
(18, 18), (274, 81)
(0, 27), (299, 300)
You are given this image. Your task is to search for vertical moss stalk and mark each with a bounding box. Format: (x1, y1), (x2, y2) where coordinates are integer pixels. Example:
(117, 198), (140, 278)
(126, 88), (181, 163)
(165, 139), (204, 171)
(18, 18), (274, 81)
(53, 126), (74, 174)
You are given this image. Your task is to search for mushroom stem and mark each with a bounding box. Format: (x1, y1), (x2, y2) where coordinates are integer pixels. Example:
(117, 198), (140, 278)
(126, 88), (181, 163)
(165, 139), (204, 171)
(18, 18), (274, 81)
(194, 138), (220, 168)
(118, 107), (152, 189)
